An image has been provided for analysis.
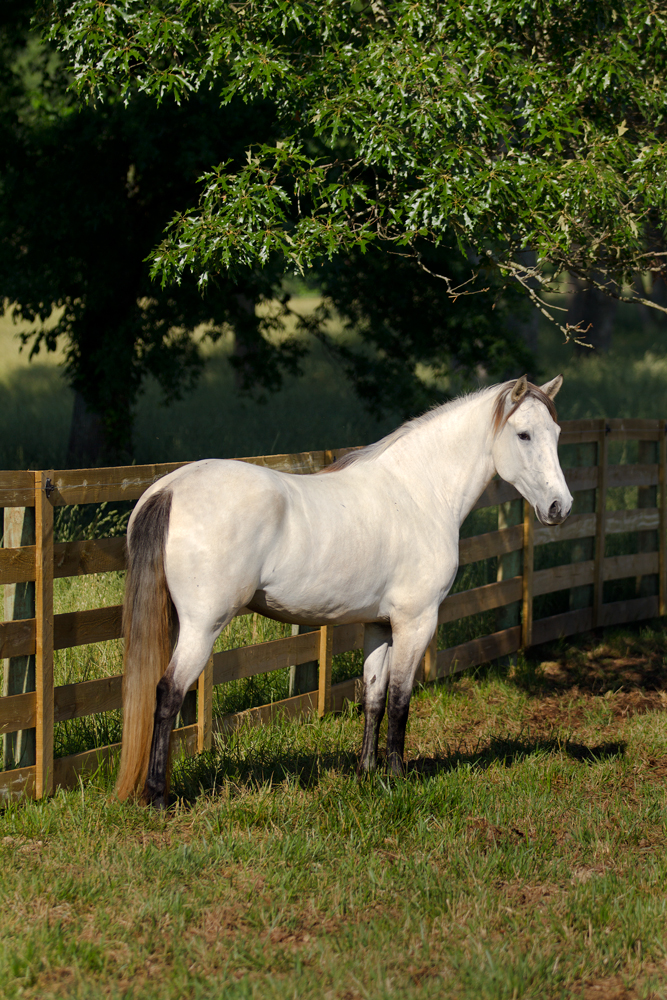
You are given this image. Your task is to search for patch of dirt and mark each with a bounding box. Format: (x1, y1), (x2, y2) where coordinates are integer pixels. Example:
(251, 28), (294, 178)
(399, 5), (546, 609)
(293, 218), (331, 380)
(534, 629), (667, 694)
(466, 817), (527, 848)
(495, 880), (562, 909)
(578, 977), (640, 999)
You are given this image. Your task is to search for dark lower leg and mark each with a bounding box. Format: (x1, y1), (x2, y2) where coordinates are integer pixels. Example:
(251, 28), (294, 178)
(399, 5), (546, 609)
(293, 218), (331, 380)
(143, 675), (184, 808)
(358, 694), (385, 775)
(386, 685), (410, 776)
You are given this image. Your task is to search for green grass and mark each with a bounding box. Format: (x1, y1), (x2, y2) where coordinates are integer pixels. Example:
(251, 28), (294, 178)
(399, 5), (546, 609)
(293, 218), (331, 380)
(0, 300), (399, 470)
(1, 639), (666, 1000)
(2, 294), (667, 996)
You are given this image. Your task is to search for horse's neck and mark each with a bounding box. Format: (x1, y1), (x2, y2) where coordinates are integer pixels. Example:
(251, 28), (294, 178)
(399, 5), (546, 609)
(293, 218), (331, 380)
(386, 392), (497, 527)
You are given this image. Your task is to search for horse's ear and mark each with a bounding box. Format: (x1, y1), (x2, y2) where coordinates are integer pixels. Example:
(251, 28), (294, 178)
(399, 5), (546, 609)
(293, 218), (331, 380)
(511, 375), (528, 402)
(540, 374), (563, 400)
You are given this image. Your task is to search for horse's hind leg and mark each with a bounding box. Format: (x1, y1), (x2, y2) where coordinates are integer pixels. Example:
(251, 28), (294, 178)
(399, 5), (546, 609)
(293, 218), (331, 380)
(358, 623), (392, 775)
(144, 620), (225, 808)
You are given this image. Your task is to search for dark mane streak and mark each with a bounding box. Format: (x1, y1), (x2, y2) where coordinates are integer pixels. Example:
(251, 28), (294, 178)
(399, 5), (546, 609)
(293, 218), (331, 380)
(491, 382), (558, 436)
(318, 379), (558, 475)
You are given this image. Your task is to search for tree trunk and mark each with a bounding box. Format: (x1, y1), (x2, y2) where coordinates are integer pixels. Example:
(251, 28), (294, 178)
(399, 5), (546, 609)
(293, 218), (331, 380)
(568, 276), (617, 353)
(66, 391), (107, 468)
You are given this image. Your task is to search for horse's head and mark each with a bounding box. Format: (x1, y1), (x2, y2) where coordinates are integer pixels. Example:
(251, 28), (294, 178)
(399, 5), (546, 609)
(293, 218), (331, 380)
(491, 375), (572, 526)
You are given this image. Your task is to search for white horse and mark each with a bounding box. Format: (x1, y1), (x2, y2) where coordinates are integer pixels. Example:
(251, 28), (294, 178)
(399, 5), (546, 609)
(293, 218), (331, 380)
(117, 375), (572, 806)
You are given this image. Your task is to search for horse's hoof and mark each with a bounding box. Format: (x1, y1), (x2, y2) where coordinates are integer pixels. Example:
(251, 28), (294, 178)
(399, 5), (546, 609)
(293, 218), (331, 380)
(386, 754), (405, 778)
(356, 758), (376, 778)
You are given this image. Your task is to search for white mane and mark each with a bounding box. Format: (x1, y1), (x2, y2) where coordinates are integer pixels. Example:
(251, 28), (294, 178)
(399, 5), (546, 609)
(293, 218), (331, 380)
(320, 383), (503, 474)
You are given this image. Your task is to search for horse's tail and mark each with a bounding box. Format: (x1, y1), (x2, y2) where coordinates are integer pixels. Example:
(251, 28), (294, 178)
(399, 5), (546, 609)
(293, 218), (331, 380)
(116, 489), (174, 801)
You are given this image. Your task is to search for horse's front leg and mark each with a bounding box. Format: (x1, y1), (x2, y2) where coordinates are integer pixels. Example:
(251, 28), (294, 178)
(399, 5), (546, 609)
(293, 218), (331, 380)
(385, 614), (438, 777)
(358, 623), (392, 775)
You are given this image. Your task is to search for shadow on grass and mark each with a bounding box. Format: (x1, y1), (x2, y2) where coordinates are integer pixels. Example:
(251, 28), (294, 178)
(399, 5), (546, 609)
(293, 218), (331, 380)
(407, 734), (626, 779)
(170, 732), (626, 804)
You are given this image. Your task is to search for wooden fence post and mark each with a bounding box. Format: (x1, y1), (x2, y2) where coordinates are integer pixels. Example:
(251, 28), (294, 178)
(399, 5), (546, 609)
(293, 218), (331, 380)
(2, 506), (36, 770)
(34, 471), (54, 798)
(421, 632), (438, 684)
(569, 442), (597, 612)
(496, 498), (523, 633)
(637, 437), (659, 599)
(289, 624), (319, 696)
(197, 656), (213, 752)
(593, 424), (609, 629)
(522, 499), (534, 648)
(660, 420), (667, 616)
(318, 625), (333, 717)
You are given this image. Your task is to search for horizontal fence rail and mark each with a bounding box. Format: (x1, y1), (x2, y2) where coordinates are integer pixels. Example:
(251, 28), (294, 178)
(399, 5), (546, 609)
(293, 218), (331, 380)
(0, 419), (665, 801)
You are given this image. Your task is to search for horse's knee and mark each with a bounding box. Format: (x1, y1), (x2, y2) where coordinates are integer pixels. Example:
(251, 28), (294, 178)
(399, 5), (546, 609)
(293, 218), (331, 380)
(154, 674), (184, 723)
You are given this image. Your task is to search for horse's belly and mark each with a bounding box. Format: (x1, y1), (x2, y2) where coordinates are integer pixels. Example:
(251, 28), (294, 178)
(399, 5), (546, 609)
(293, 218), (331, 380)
(246, 586), (383, 626)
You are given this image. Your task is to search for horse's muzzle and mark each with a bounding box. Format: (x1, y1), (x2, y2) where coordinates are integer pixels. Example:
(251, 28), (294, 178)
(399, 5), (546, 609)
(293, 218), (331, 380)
(536, 500), (572, 526)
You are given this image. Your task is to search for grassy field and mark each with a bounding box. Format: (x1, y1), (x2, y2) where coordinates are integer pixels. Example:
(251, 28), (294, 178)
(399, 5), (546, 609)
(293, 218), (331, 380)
(1, 295), (667, 997)
(1, 292), (667, 471)
(1, 622), (667, 999)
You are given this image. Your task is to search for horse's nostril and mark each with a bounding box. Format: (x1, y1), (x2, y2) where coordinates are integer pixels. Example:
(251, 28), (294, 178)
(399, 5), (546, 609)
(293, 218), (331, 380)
(548, 500), (561, 520)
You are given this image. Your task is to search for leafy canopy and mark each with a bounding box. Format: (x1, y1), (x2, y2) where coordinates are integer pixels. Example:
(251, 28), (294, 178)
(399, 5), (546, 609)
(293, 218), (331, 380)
(43, 0), (667, 334)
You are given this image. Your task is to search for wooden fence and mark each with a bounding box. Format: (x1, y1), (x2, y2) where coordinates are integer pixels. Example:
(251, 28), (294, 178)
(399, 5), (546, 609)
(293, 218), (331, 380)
(0, 418), (665, 802)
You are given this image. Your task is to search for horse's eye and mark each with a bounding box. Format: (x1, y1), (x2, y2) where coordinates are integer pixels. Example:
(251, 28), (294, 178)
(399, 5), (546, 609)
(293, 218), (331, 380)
(518, 432), (531, 441)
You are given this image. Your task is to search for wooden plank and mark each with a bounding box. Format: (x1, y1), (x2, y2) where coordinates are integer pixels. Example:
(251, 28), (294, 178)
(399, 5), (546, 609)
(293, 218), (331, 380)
(438, 578), (522, 624)
(238, 450), (326, 475)
(560, 430), (605, 446)
(47, 447), (350, 507)
(49, 462), (190, 505)
(533, 552), (660, 599)
(0, 471), (36, 509)
(459, 524), (523, 565)
(212, 630), (320, 685)
(318, 625), (333, 717)
(197, 657), (213, 752)
(214, 676), (361, 736)
(0, 618), (35, 658)
(0, 623), (365, 733)
(600, 595), (659, 627)
(660, 421), (666, 615)
(435, 626), (521, 679)
(532, 608), (594, 646)
(606, 508), (661, 533)
(47, 724), (198, 793)
(52, 741), (120, 790)
(53, 675), (122, 723)
(53, 537), (126, 578)
(534, 560), (594, 597)
(522, 500), (534, 647)
(0, 545), (35, 585)
(0, 691), (35, 735)
(606, 551), (659, 582)
(34, 471), (54, 798)
(564, 464), (659, 492)
(473, 479), (520, 510)
(533, 507), (660, 547)
(212, 623), (364, 687)
(332, 622), (365, 655)
(0, 763), (35, 802)
(171, 723), (198, 757)
(608, 463), (659, 489)
(593, 430), (609, 628)
(54, 605), (123, 649)
(330, 676), (359, 712)
(560, 419), (661, 445)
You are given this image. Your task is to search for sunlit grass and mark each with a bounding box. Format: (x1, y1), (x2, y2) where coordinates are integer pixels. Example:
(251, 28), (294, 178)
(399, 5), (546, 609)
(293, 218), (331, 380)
(1, 650), (666, 1000)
